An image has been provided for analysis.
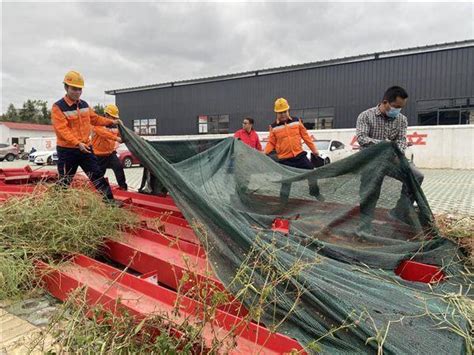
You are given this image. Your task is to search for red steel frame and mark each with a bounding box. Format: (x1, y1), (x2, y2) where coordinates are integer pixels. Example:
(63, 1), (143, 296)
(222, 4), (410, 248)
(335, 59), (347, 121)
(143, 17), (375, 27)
(105, 228), (247, 317)
(1, 166), (305, 353)
(37, 255), (304, 354)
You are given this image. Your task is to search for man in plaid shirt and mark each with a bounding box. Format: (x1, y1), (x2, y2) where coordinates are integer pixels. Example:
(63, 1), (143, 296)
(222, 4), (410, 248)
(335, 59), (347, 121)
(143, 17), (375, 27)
(356, 86), (424, 229)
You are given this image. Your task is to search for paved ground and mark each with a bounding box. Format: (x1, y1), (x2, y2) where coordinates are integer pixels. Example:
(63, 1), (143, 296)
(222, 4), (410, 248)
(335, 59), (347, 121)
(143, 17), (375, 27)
(0, 297), (56, 354)
(0, 160), (473, 215)
(420, 169), (473, 216)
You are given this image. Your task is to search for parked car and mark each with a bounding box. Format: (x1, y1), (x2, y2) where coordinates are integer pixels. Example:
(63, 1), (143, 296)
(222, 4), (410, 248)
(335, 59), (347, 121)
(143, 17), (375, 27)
(30, 150), (55, 165)
(0, 143), (19, 162)
(116, 148), (140, 168)
(307, 139), (353, 165)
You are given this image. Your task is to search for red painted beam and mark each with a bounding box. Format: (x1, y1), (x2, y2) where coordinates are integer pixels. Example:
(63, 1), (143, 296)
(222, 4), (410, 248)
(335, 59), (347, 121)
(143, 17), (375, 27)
(0, 184), (36, 192)
(113, 189), (181, 214)
(128, 227), (206, 258)
(0, 166), (33, 176)
(125, 205), (199, 245)
(3, 173), (58, 184)
(37, 255), (305, 354)
(105, 231), (246, 317)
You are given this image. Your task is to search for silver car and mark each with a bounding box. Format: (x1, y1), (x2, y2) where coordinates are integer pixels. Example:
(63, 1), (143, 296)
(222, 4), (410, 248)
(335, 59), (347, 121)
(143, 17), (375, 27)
(0, 143), (19, 162)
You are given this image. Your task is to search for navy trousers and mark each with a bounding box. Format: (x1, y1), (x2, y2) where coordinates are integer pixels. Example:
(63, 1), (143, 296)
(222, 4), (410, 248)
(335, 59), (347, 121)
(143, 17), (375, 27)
(57, 146), (114, 200)
(278, 152), (321, 200)
(96, 153), (128, 190)
(279, 152), (314, 170)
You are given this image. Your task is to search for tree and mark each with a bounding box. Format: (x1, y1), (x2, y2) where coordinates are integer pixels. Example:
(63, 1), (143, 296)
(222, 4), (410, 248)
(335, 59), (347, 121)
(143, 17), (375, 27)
(38, 100), (50, 124)
(93, 103), (105, 115)
(1, 100), (51, 124)
(3, 104), (18, 122)
(19, 99), (41, 123)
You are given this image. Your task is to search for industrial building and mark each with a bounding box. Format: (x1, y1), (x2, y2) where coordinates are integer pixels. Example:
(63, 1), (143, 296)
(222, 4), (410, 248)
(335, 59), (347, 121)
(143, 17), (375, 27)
(106, 40), (474, 136)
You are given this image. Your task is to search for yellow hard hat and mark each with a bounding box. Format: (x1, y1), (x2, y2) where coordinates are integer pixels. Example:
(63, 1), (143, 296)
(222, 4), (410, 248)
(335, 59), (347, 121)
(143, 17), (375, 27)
(63, 70), (84, 88)
(274, 98), (290, 113)
(104, 104), (120, 118)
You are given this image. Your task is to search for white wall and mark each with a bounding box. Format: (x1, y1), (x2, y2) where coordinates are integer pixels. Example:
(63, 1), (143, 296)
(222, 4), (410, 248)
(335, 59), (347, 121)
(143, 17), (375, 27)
(0, 125), (11, 144)
(9, 128), (54, 140)
(0, 126), (55, 145)
(294, 125), (474, 169)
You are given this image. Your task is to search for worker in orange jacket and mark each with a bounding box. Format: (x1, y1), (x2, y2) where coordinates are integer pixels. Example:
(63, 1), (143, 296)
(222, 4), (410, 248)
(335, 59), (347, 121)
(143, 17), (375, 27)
(92, 104), (127, 190)
(264, 98), (323, 201)
(265, 98), (319, 165)
(51, 70), (120, 203)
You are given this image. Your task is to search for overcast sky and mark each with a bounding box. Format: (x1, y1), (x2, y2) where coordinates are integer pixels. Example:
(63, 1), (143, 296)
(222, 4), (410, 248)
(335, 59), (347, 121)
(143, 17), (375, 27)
(1, 1), (473, 114)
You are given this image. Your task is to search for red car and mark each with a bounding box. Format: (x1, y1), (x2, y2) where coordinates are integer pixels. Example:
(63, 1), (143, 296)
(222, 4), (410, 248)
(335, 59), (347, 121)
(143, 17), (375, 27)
(116, 148), (140, 168)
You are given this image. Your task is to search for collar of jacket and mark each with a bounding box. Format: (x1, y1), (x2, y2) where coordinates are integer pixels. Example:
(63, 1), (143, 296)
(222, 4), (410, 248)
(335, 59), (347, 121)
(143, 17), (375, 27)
(63, 95), (81, 107)
(271, 117), (294, 128)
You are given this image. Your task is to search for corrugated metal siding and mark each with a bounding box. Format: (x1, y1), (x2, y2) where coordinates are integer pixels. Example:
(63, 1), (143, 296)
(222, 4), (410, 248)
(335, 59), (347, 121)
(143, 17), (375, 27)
(115, 46), (474, 135)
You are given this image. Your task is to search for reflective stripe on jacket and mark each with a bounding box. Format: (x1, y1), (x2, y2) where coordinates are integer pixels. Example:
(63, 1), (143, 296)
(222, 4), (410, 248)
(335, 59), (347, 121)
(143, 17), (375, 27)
(264, 118), (316, 160)
(51, 95), (114, 148)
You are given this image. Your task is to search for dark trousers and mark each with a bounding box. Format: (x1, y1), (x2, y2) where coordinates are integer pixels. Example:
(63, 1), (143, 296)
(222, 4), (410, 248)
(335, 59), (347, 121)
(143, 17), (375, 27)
(359, 161), (424, 228)
(278, 152), (321, 200)
(57, 146), (114, 200)
(97, 153), (128, 190)
(279, 152), (314, 170)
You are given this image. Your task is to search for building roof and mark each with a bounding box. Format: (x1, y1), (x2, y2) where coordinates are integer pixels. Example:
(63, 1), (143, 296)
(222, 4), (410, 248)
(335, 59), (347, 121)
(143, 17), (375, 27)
(105, 39), (474, 95)
(0, 121), (54, 131)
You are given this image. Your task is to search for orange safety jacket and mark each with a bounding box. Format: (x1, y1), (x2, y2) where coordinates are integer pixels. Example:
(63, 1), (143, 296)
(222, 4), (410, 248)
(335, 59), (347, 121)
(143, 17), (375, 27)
(51, 95), (114, 148)
(264, 117), (317, 160)
(92, 126), (121, 156)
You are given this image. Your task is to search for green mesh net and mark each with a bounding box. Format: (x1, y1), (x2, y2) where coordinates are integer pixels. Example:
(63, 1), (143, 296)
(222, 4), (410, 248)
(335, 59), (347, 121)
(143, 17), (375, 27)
(120, 125), (471, 354)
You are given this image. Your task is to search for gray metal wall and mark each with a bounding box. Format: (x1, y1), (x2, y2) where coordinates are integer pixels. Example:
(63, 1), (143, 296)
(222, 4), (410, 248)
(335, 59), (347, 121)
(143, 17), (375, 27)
(114, 46), (474, 135)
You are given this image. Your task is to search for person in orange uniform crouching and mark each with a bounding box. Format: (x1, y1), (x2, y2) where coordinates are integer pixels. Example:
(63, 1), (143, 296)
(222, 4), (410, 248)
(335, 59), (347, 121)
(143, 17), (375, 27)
(51, 70), (120, 203)
(92, 104), (127, 190)
(264, 98), (323, 201)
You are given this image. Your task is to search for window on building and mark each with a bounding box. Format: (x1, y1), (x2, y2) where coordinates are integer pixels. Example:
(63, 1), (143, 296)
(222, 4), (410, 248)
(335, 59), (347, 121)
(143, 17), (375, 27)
(197, 114), (230, 134)
(148, 119), (157, 135)
(417, 97), (474, 125)
(461, 110), (471, 124)
(294, 107), (334, 130)
(438, 110), (461, 125)
(132, 119), (157, 135)
(198, 115), (208, 133)
(133, 120), (140, 133)
(418, 111), (437, 126)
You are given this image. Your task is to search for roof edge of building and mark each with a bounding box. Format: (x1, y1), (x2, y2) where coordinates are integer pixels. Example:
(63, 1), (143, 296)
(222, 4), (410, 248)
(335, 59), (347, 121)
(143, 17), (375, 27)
(105, 39), (474, 95)
(0, 121), (54, 131)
